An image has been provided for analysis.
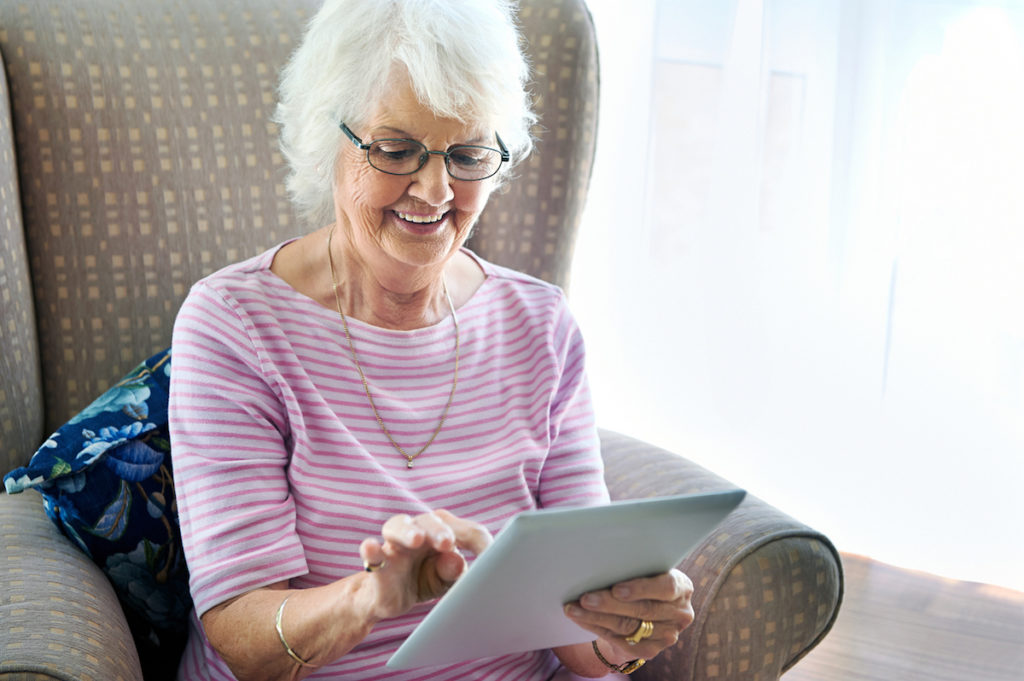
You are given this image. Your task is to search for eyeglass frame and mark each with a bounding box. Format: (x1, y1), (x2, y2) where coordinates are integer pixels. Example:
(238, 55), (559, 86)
(339, 122), (510, 181)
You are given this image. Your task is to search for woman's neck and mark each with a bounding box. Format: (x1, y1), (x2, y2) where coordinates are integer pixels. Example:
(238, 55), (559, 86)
(326, 227), (453, 331)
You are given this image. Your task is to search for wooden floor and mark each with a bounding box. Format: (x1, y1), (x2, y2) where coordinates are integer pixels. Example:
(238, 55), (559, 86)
(783, 554), (1024, 681)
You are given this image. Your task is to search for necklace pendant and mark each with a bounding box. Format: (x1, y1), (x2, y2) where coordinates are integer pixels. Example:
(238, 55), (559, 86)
(406, 460), (414, 469)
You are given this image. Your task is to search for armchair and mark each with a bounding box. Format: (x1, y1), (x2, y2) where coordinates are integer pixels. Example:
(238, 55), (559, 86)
(0, 1), (842, 679)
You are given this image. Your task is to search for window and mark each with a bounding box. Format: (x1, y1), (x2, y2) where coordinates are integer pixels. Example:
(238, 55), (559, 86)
(575, 0), (1024, 590)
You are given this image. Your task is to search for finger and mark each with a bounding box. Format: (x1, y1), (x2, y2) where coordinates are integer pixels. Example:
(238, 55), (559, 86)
(412, 548), (469, 602)
(565, 602), (650, 639)
(381, 514), (427, 550)
(359, 538), (387, 568)
(433, 548), (468, 583)
(610, 569), (693, 603)
(410, 511), (458, 551)
(563, 607), (679, 659)
(434, 509), (493, 555)
(573, 587), (684, 622)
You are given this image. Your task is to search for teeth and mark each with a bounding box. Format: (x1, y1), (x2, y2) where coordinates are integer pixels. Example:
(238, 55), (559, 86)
(396, 211), (445, 224)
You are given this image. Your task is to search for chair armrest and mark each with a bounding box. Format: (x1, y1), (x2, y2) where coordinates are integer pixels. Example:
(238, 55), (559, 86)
(598, 429), (844, 681)
(0, 491), (143, 681)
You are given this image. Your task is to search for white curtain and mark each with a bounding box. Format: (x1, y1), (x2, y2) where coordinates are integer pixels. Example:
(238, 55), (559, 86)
(572, 0), (1024, 591)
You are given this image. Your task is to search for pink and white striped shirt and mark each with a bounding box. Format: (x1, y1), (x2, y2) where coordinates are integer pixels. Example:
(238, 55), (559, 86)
(169, 243), (609, 681)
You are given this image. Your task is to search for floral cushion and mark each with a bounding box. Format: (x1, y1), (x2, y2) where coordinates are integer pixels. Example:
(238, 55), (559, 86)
(3, 348), (190, 670)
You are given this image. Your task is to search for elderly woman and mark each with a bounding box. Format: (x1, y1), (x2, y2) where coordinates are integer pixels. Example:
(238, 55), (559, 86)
(169, 1), (693, 679)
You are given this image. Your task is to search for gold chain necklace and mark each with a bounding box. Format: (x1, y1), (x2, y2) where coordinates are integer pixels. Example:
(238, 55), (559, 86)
(326, 225), (460, 468)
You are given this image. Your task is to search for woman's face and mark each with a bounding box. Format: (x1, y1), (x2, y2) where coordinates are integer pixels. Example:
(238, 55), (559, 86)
(331, 74), (497, 288)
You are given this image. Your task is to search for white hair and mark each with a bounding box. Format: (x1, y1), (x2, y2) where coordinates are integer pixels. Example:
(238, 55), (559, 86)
(275, 0), (537, 227)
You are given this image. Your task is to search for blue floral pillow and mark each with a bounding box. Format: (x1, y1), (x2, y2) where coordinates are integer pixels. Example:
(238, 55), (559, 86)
(4, 348), (190, 672)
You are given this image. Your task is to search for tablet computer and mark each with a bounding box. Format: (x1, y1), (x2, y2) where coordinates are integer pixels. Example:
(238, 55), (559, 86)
(387, 488), (746, 670)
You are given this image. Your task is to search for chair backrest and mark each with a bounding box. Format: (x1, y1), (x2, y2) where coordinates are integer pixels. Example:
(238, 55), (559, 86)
(467, 0), (599, 288)
(0, 0), (598, 471)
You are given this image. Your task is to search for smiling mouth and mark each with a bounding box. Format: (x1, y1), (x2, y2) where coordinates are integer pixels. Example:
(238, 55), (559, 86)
(395, 210), (446, 224)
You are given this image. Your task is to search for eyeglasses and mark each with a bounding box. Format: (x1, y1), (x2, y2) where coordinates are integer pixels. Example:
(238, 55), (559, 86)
(340, 122), (510, 181)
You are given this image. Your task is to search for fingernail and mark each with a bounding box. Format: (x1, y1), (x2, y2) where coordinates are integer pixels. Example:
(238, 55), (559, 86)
(564, 604), (582, 617)
(582, 593), (600, 607)
(613, 585), (631, 599)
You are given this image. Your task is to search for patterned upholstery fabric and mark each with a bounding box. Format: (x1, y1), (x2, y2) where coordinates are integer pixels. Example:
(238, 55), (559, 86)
(466, 0), (599, 289)
(0, 47), (41, 472)
(600, 430), (843, 681)
(0, 0), (841, 679)
(0, 491), (142, 680)
(4, 348), (190, 676)
(0, 0), (318, 454)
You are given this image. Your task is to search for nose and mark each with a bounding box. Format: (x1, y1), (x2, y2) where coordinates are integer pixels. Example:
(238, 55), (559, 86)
(409, 152), (455, 206)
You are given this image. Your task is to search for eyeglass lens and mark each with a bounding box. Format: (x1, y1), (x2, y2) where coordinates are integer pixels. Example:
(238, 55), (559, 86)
(366, 139), (503, 180)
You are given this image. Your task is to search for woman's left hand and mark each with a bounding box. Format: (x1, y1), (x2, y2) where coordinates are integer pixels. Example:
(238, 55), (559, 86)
(563, 568), (695, 663)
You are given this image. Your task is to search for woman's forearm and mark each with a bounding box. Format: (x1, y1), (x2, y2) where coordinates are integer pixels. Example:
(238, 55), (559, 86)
(201, 575), (381, 681)
(195, 510), (491, 680)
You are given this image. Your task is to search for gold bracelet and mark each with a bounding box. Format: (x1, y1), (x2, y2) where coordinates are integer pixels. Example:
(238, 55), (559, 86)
(274, 597), (320, 668)
(592, 640), (646, 674)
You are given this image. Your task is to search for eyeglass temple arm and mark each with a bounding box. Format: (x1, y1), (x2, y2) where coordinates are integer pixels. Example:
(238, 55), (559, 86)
(339, 122), (371, 150)
(495, 132), (510, 162)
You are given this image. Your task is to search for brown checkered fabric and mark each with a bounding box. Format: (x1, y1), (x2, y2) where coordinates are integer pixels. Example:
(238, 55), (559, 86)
(466, 0), (599, 288)
(1, 491), (143, 680)
(0, 0), (317, 456)
(0, 47), (41, 470)
(600, 430), (843, 681)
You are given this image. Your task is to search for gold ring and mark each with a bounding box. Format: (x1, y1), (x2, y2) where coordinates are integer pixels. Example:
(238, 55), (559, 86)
(625, 619), (654, 645)
(363, 560), (387, 573)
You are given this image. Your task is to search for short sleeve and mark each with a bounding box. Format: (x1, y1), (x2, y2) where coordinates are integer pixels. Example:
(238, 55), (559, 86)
(169, 281), (308, 617)
(537, 294), (610, 509)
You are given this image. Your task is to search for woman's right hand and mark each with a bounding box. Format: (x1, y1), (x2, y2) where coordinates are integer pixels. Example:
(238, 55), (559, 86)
(359, 509), (493, 619)
(199, 510), (492, 680)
